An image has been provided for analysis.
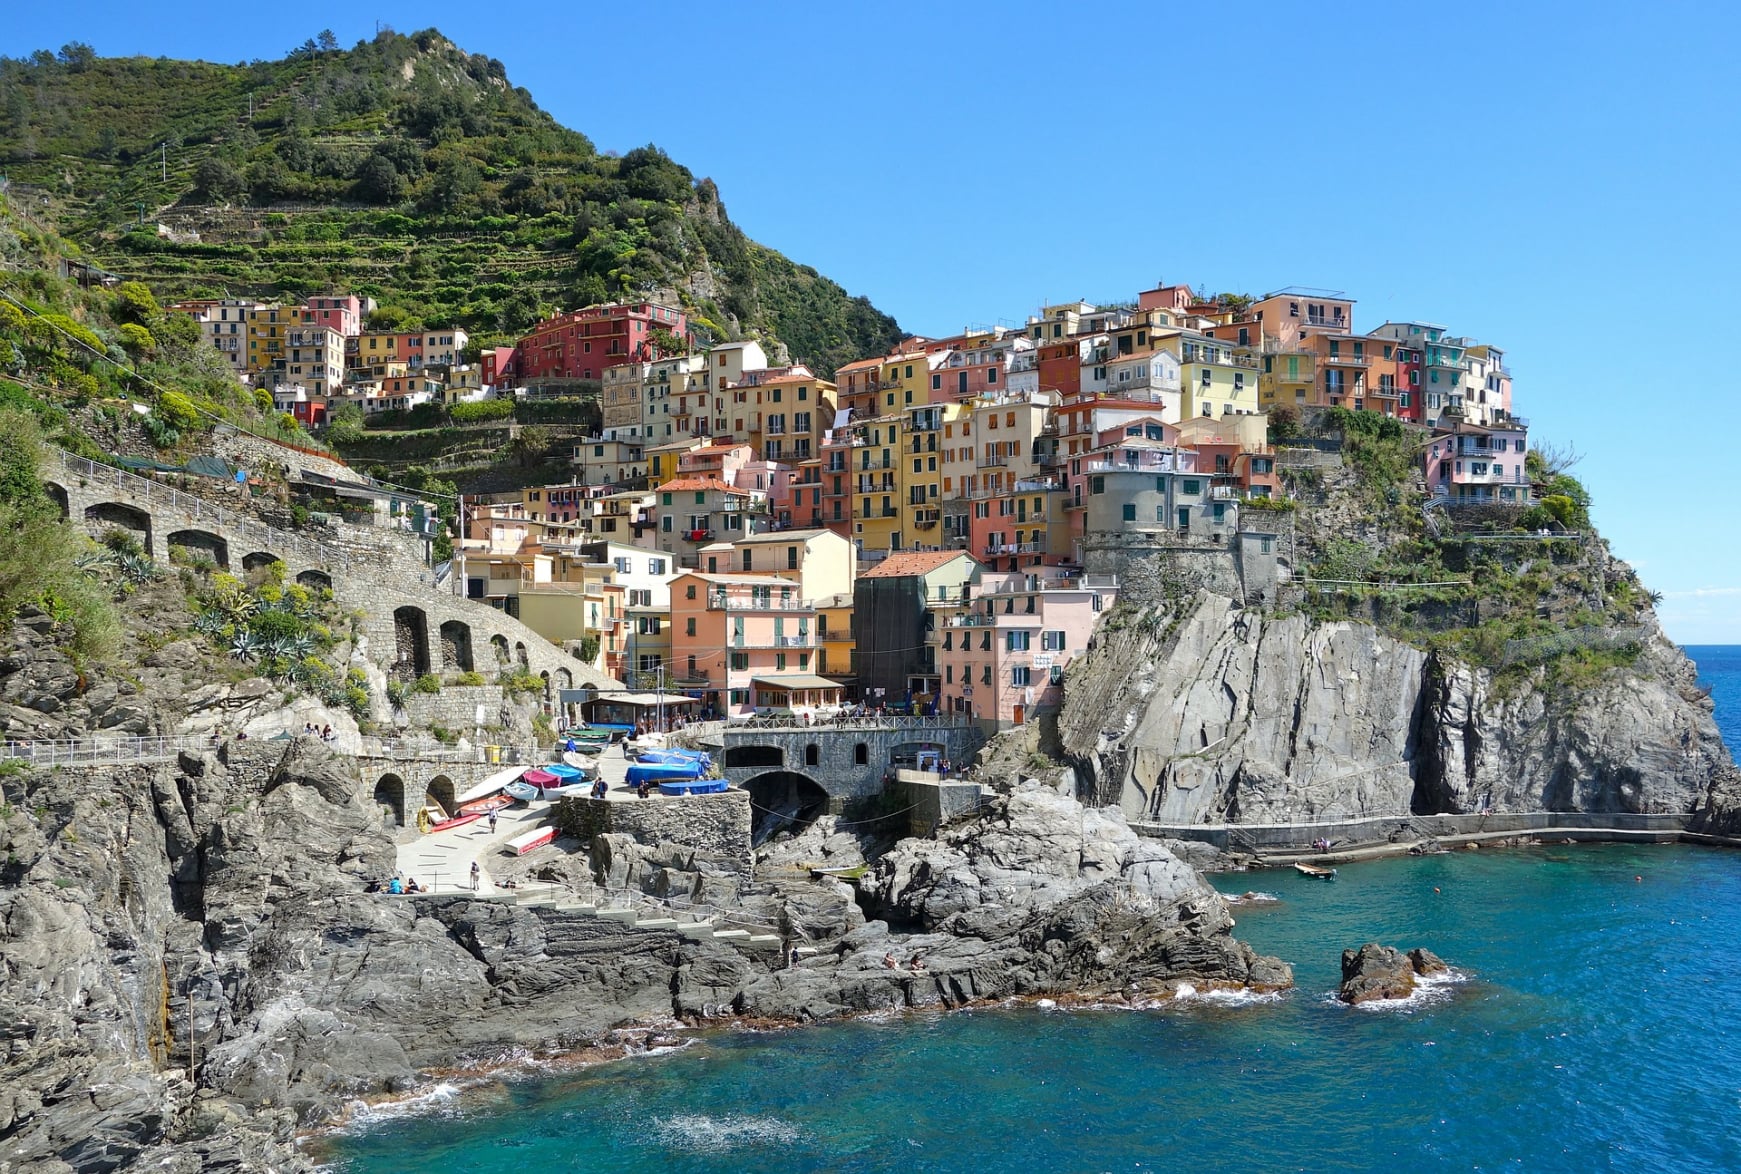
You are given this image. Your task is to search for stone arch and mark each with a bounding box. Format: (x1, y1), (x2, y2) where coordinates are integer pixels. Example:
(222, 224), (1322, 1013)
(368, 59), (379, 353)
(242, 551), (282, 575)
(296, 569), (332, 592)
(557, 668), (573, 692)
(725, 743), (784, 769)
(853, 742), (869, 765)
(491, 634), (511, 665)
(84, 501), (151, 551)
(742, 770), (830, 844)
(374, 773), (406, 828)
(42, 481), (68, 520)
(166, 528), (230, 569)
(540, 670), (551, 701)
(426, 775), (457, 819)
(392, 605), (431, 679)
(515, 641), (529, 668)
(804, 743), (820, 767)
(439, 620), (474, 673)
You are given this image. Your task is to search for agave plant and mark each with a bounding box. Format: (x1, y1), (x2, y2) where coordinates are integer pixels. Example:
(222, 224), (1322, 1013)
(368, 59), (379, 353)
(228, 631), (260, 660)
(286, 633), (318, 660)
(193, 610), (227, 638)
(258, 634), (295, 663)
(118, 554), (161, 585)
(209, 580), (256, 624)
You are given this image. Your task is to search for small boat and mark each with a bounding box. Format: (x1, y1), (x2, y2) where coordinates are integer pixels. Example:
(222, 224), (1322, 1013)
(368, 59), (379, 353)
(633, 747), (712, 769)
(561, 740), (606, 757)
(627, 761), (706, 786)
(658, 777), (730, 796)
(457, 793), (514, 817)
(428, 810), (484, 833)
(562, 750), (603, 770)
(1294, 862), (1338, 880)
(503, 780), (541, 803)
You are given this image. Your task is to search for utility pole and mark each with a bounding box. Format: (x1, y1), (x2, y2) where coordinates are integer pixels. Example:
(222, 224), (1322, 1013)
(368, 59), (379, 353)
(159, 143), (167, 184)
(656, 661), (665, 734)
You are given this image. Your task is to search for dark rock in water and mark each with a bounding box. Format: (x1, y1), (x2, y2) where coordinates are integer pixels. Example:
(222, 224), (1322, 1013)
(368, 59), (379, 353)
(1340, 944), (1417, 1003)
(1407, 947), (1449, 976)
(1339, 943), (1451, 1003)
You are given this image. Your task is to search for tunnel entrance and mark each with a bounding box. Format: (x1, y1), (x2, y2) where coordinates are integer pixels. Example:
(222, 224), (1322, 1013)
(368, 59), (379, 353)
(743, 770), (830, 845)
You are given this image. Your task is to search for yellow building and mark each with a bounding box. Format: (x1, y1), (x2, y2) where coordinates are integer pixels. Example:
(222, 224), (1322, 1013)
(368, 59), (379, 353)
(902, 400), (965, 544)
(1168, 333), (1262, 419)
(1258, 350), (1316, 412)
(852, 411), (904, 555)
(816, 591), (855, 683)
(244, 305), (297, 375)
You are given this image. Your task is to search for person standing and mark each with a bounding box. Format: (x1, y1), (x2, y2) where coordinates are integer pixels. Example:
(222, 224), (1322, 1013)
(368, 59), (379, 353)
(469, 861), (480, 892)
(487, 806), (499, 834)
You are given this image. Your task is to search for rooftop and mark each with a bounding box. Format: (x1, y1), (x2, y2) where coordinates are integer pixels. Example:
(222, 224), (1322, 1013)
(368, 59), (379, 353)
(860, 550), (979, 579)
(734, 528), (840, 545)
(656, 477), (753, 495)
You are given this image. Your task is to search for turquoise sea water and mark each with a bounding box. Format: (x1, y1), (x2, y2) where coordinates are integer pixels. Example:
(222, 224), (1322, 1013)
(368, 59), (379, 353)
(325, 648), (1741, 1173)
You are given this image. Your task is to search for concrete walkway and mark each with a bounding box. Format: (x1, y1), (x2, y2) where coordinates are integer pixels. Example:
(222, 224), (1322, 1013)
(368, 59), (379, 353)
(391, 741), (689, 894)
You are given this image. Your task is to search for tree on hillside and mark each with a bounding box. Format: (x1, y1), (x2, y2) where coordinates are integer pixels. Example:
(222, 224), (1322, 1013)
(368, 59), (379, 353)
(354, 156), (404, 204)
(317, 30), (339, 52)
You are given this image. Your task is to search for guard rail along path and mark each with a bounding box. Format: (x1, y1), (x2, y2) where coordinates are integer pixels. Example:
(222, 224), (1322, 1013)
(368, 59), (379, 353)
(46, 449), (625, 700)
(54, 449), (342, 569)
(1501, 626), (1648, 667)
(2, 734), (214, 768)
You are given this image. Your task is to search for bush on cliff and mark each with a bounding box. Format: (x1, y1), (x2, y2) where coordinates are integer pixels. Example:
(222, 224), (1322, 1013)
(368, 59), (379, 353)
(0, 407), (118, 659)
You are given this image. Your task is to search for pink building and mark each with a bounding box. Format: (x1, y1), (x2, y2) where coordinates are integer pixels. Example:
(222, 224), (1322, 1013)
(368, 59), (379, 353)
(930, 568), (1116, 729)
(667, 572), (842, 719)
(1423, 420), (1532, 504)
(303, 295), (363, 337)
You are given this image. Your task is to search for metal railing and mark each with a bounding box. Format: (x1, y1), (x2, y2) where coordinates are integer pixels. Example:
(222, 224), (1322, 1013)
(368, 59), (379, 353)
(56, 449), (342, 567)
(1, 734), (212, 767)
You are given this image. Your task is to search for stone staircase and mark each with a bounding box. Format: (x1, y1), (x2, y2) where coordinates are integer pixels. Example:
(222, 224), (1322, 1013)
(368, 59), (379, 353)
(499, 882), (784, 953)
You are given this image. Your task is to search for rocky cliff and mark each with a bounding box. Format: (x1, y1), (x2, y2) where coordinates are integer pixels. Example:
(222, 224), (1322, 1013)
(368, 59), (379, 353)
(1, 605), (1284, 1171)
(1059, 591), (1735, 825)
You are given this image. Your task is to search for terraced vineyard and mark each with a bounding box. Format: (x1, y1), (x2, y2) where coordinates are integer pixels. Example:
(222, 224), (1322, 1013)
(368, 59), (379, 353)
(1, 30), (903, 373)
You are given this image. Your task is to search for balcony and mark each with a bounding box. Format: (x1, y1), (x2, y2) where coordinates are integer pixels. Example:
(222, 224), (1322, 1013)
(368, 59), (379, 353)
(977, 455), (1008, 468)
(710, 593), (815, 612)
(983, 541), (1042, 556)
(914, 511), (940, 528)
(731, 634), (816, 649)
(1320, 352), (1371, 367)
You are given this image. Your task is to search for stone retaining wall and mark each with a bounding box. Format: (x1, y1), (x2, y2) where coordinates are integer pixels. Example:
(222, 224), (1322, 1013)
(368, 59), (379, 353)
(553, 790), (752, 871)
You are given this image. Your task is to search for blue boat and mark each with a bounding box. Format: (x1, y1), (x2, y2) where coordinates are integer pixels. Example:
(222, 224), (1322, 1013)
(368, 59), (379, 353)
(543, 762), (586, 783)
(627, 761), (705, 786)
(658, 777), (730, 796)
(635, 747), (712, 769)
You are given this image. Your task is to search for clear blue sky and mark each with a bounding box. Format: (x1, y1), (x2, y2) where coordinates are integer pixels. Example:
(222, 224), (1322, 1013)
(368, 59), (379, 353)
(8, 2), (1741, 641)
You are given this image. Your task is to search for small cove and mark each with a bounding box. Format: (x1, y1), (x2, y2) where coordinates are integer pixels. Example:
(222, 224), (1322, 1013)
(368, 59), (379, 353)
(322, 649), (1741, 1172)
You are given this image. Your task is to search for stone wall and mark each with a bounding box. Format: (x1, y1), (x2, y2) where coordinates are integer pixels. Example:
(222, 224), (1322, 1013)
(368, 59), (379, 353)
(894, 774), (986, 836)
(552, 790), (752, 871)
(397, 686), (512, 732)
(209, 428), (357, 484)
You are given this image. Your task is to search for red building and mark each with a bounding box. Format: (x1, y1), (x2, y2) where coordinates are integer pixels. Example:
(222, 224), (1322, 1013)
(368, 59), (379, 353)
(513, 302), (688, 385)
(480, 346), (516, 389)
(1037, 339), (1085, 396)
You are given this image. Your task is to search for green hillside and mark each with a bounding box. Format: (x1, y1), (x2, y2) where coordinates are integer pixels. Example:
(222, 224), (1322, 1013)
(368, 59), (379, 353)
(0, 31), (902, 374)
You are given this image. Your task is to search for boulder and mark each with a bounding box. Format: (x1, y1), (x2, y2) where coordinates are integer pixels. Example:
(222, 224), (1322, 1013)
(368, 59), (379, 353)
(1339, 943), (1450, 1003)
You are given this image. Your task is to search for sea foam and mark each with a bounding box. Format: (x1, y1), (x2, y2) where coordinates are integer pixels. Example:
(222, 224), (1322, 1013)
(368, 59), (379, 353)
(650, 1113), (806, 1152)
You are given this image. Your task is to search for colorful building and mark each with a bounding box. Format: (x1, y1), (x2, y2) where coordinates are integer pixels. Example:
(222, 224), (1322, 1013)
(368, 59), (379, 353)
(1423, 419), (1532, 504)
(929, 567), (1115, 729)
(667, 572), (839, 719)
(514, 301), (689, 389)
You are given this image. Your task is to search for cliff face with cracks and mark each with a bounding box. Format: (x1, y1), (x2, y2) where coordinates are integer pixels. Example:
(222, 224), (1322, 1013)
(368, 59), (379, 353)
(1059, 591), (1736, 824)
(0, 608), (1286, 1171)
